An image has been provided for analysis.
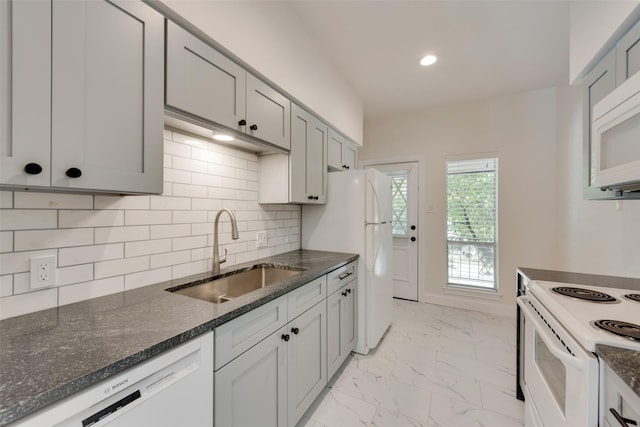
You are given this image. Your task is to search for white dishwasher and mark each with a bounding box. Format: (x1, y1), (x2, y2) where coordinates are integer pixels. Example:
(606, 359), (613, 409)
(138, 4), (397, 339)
(11, 332), (213, 427)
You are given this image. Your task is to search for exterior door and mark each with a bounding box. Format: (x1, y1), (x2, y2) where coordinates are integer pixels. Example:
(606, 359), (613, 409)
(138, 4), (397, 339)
(367, 162), (419, 301)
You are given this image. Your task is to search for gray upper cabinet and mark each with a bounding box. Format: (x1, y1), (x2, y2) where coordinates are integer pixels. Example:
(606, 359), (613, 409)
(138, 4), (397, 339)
(616, 18), (640, 86)
(166, 22), (290, 151)
(52, 0), (164, 194)
(327, 128), (358, 171)
(1, 0), (51, 188)
(166, 21), (246, 132)
(1, 0), (164, 194)
(583, 50), (617, 199)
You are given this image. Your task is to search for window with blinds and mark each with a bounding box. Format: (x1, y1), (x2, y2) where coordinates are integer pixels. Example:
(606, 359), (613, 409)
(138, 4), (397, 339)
(446, 156), (498, 290)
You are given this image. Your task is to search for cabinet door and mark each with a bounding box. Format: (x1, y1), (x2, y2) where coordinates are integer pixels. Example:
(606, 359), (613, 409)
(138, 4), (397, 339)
(290, 104), (328, 203)
(341, 283), (357, 356)
(0, 0), (51, 188)
(327, 128), (344, 171)
(215, 326), (288, 427)
(287, 301), (327, 427)
(246, 74), (291, 150)
(326, 290), (343, 379)
(166, 21), (246, 133)
(343, 141), (358, 171)
(51, 0), (163, 194)
(582, 49), (617, 199)
(616, 18), (640, 85)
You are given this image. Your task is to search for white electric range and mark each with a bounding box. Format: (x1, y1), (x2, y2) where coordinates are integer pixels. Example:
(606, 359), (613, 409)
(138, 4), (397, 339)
(517, 280), (640, 427)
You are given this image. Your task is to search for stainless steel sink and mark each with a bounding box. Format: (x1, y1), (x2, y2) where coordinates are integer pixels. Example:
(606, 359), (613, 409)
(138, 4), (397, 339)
(167, 264), (304, 304)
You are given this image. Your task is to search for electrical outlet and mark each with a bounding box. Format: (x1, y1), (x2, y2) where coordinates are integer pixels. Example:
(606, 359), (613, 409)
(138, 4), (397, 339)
(256, 231), (268, 248)
(30, 255), (56, 290)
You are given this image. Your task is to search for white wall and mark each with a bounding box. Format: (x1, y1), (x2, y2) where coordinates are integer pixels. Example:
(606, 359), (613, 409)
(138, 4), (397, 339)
(555, 85), (640, 278)
(0, 129), (301, 319)
(161, 0), (364, 145)
(360, 88), (560, 315)
(569, 1), (640, 84)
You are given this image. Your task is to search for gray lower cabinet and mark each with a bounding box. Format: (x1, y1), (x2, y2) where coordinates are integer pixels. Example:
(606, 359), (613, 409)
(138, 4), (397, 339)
(327, 277), (357, 379)
(1, 0), (164, 194)
(214, 278), (329, 427)
(166, 21), (290, 151)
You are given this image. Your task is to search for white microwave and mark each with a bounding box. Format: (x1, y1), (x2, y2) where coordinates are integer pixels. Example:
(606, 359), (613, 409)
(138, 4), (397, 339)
(591, 70), (640, 191)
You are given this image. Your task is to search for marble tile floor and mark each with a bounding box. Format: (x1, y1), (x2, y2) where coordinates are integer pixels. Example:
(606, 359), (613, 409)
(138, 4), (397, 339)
(298, 299), (524, 427)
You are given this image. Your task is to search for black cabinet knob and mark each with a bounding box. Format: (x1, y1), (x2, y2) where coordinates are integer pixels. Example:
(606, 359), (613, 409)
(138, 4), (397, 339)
(342, 291), (348, 297)
(238, 119), (247, 126)
(250, 124), (258, 131)
(308, 195), (314, 200)
(281, 334), (290, 342)
(410, 225), (416, 230)
(411, 237), (416, 242)
(314, 196), (319, 200)
(65, 168), (82, 178)
(346, 288), (352, 294)
(291, 327), (299, 335)
(24, 163), (43, 175)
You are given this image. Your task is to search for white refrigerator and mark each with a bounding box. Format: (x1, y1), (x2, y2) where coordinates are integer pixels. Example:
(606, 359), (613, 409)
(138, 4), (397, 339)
(301, 169), (393, 355)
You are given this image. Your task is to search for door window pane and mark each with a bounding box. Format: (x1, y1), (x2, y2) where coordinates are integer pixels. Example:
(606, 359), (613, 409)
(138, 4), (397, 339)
(390, 174), (408, 236)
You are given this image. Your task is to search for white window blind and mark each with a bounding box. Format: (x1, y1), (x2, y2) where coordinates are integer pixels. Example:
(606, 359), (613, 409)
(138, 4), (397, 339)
(446, 156), (497, 290)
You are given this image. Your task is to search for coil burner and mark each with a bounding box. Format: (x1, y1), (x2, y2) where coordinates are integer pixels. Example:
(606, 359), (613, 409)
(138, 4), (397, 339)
(551, 287), (617, 303)
(623, 294), (640, 303)
(593, 320), (640, 341)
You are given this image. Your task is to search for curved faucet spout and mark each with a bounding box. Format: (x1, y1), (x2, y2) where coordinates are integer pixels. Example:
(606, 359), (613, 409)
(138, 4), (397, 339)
(213, 208), (240, 274)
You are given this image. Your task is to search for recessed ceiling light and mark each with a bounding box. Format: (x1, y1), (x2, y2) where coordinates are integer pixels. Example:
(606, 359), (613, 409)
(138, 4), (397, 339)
(420, 54), (438, 66)
(213, 134), (234, 142)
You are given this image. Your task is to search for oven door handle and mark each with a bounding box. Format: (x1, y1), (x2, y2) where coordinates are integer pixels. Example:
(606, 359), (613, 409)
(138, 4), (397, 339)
(517, 296), (589, 370)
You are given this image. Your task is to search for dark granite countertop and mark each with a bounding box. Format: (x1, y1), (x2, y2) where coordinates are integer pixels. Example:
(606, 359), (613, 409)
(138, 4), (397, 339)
(518, 267), (640, 398)
(0, 249), (358, 426)
(597, 345), (640, 397)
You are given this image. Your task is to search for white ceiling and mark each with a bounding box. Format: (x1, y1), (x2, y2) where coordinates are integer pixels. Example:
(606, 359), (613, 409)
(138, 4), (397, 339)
(288, 1), (570, 120)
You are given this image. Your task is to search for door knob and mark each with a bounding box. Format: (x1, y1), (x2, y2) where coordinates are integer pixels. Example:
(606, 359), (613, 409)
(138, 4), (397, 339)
(410, 225), (416, 230)
(411, 237), (416, 242)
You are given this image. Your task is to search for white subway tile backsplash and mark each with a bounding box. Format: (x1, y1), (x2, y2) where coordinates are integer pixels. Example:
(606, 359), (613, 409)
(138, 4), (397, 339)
(94, 195), (150, 210)
(172, 156), (207, 174)
(172, 235), (207, 251)
(124, 267), (171, 291)
(95, 226), (150, 244)
(125, 239), (172, 257)
(0, 275), (12, 297)
(0, 232), (13, 253)
(59, 244), (123, 267)
(150, 224), (190, 240)
(0, 288), (58, 320)
(172, 183), (207, 198)
(0, 130), (301, 318)
(94, 256), (148, 280)
(15, 228), (94, 251)
(125, 210), (172, 226)
(0, 249), (57, 275)
(59, 210), (124, 229)
(0, 191), (13, 208)
(59, 276), (124, 306)
(0, 210), (57, 231)
(150, 250), (191, 269)
(150, 196), (191, 210)
(173, 211), (207, 224)
(57, 264), (94, 286)
(14, 192), (92, 210)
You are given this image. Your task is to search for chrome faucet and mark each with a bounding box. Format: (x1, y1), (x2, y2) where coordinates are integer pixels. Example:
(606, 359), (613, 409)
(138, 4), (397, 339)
(212, 208), (240, 274)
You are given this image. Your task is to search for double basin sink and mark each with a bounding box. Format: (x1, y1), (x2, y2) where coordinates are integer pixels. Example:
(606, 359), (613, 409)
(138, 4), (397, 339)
(167, 264), (304, 304)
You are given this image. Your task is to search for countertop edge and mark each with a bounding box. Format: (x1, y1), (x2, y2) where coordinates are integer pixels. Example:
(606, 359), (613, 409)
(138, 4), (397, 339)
(596, 344), (640, 398)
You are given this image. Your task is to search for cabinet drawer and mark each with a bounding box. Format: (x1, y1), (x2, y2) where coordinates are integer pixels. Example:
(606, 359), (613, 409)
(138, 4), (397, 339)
(327, 262), (357, 295)
(287, 276), (327, 321)
(215, 295), (288, 370)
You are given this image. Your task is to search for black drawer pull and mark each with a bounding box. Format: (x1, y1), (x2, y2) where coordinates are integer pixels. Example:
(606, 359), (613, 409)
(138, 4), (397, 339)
(338, 271), (353, 280)
(66, 167), (82, 178)
(611, 408), (638, 426)
(24, 163), (43, 175)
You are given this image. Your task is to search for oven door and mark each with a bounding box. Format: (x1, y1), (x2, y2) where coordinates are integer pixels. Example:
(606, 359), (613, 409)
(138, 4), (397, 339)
(517, 295), (599, 427)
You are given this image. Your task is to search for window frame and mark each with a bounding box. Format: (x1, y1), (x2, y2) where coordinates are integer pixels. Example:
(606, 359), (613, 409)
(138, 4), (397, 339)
(445, 153), (499, 292)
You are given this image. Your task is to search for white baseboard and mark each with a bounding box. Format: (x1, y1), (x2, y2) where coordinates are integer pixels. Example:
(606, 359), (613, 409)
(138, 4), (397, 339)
(416, 292), (516, 318)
